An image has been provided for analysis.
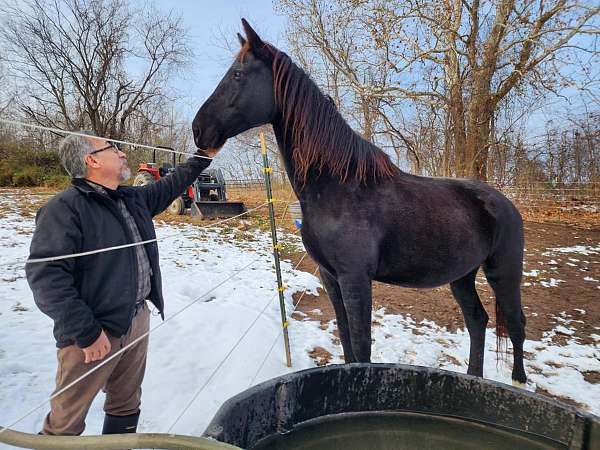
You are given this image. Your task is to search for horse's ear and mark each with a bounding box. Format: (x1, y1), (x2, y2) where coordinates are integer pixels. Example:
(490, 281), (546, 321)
(237, 33), (246, 47)
(241, 18), (264, 50)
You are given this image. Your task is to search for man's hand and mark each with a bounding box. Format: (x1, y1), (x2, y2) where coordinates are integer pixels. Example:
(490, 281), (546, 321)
(197, 141), (225, 159)
(82, 330), (111, 363)
(203, 147), (221, 158)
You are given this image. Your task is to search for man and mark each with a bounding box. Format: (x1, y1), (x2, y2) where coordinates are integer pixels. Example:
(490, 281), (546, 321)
(25, 133), (218, 436)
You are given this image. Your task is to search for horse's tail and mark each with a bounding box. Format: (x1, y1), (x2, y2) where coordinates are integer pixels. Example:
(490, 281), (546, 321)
(495, 302), (509, 361)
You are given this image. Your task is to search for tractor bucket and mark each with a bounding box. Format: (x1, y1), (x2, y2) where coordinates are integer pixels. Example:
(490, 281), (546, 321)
(191, 201), (246, 219)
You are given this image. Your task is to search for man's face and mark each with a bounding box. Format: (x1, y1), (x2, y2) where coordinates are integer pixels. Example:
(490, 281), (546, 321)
(86, 137), (131, 183)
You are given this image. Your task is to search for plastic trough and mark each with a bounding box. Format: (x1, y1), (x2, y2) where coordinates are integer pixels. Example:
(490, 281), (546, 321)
(203, 363), (599, 450)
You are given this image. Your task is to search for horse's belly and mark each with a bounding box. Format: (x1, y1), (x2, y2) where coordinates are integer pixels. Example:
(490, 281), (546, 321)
(374, 274), (456, 289)
(374, 252), (486, 288)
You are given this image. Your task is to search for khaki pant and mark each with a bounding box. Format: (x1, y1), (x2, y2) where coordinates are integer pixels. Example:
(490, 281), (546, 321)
(42, 303), (150, 435)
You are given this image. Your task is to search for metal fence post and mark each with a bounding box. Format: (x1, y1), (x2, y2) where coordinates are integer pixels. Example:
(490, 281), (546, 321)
(259, 130), (292, 367)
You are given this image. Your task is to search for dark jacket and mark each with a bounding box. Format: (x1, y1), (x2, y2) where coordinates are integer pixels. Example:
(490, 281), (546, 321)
(26, 155), (211, 348)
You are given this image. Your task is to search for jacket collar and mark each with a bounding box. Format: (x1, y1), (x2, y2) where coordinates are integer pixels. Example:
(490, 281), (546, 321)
(71, 178), (127, 199)
(72, 178), (97, 196)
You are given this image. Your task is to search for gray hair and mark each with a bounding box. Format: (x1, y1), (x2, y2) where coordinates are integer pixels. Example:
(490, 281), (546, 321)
(57, 132), (95, 178)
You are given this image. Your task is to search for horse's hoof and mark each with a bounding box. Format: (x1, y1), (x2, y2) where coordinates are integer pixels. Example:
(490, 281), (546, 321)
(512, 379), (526, 389)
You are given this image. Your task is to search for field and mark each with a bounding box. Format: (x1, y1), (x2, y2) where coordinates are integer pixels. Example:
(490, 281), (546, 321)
(0, 183), (598, 441)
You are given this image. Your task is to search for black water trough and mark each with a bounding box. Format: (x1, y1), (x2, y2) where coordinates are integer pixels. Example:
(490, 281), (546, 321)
(204, 364), (599, 450)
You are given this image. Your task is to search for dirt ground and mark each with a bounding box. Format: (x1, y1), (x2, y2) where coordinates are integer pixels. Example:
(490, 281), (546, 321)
(287, 221), (600, 347)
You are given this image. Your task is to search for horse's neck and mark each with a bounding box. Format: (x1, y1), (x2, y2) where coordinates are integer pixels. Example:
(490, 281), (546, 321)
(271, 112), (400, 201)
(271, 118), (306, 198)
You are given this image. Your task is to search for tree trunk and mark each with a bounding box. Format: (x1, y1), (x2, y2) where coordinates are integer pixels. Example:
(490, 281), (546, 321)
(361, 96), (375, 142)
(448, 84), (467, 177)
(465, 75), (493, 180)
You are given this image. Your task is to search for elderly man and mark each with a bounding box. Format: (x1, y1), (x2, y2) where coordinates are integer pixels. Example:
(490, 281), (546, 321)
(26, 133), (218, 436)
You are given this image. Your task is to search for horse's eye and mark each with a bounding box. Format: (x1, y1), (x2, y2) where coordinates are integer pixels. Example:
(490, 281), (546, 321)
(233, 70), (243, 80)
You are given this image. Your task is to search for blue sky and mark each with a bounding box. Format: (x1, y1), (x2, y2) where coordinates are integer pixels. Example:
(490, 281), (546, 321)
(150, 1), (595, 140)
(152, 0), (286, 121)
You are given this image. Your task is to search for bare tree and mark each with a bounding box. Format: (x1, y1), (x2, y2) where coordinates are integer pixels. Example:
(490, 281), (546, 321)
(122, 102), (196, 171)
(0, 55), (14, 117)
(0, 0), (191, 139)
(538, 113), (600, 184)
(276, 0), (600, 180)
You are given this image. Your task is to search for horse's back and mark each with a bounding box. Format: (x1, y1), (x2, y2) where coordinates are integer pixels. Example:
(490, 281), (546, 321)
(392, 174), (523, 241)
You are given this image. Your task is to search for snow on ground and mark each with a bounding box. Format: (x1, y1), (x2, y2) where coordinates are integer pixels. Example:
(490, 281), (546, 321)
(0, 193), (598, 449)
(315, 309), (600, 416)
(561, 205), (600, 213)
(0, 195), (322, 442)
(543, 244), (600, 256)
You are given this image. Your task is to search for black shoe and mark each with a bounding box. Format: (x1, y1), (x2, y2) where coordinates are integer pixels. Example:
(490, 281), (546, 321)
(102, 410), (140, 435)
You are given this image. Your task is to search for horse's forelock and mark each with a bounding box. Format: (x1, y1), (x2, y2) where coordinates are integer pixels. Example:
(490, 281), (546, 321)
(236, 41), (252, 63)
(237, 41), (276, 65)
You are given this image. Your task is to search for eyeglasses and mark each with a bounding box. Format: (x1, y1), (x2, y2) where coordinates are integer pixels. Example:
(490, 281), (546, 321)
(89, 141), (122, 156)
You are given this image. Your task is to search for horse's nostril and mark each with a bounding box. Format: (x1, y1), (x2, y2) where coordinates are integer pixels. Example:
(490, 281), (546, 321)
(193, 125), (201, 142)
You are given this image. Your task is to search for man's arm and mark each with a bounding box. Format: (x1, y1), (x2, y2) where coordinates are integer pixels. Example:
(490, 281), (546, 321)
(138, 150), (216, 217)
(25, 199), (103, 348)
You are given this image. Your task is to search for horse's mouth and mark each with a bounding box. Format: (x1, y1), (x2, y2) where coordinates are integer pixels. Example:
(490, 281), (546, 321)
(194, 132), (226, 151)
(200, 140), (227, 155)
(208, 138), (226, 151)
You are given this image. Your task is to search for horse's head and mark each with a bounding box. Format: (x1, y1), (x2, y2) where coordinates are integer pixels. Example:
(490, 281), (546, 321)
(192, 19), (276, 150)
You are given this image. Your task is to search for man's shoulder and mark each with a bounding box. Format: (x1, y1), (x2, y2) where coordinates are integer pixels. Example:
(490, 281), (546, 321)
(118, 185), (136, 195)
(48, 184), (81, 203)
(40, 185), (87, 214)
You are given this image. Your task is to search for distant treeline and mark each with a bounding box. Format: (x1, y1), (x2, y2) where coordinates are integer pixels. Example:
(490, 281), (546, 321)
(0, 143), (68, 188)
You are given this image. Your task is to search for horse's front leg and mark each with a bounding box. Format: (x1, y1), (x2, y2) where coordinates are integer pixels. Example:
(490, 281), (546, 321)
(337, 274), (373, 363)
(319, 266), (356, 362)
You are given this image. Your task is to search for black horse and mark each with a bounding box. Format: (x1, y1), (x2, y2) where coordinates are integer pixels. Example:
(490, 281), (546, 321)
(193, 20), (527, 386)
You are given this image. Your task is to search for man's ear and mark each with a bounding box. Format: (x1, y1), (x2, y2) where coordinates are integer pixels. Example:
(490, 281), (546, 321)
(84, 154), (99, 169)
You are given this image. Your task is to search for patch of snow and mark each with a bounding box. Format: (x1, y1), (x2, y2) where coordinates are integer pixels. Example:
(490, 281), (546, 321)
(540, 278), (565, 288)
(554, 326), (576, 336)
(543, 245), (600, 257)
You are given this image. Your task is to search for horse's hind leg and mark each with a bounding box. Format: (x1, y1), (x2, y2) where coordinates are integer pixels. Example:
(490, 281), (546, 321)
(450, 269), (488, 377)
(319, 266), (356, 362)
(484, 255), (527, 386)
